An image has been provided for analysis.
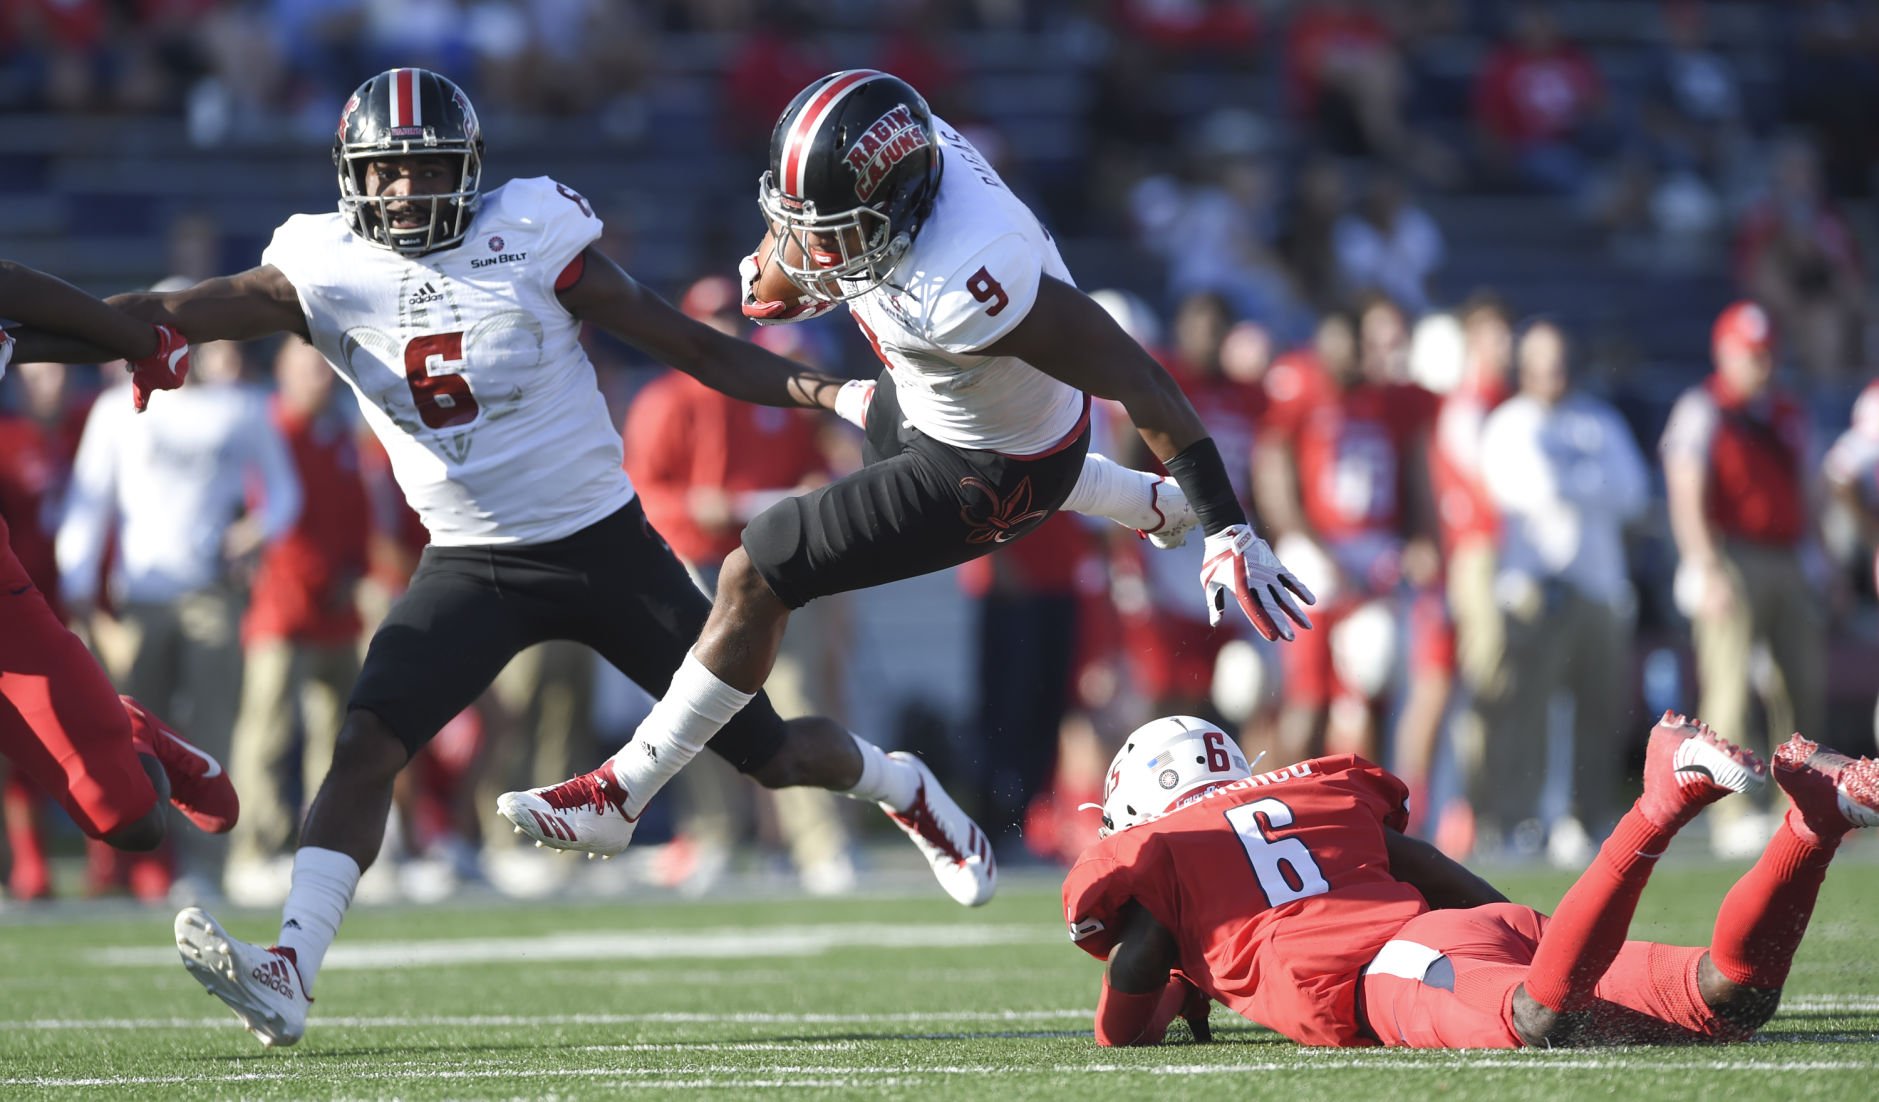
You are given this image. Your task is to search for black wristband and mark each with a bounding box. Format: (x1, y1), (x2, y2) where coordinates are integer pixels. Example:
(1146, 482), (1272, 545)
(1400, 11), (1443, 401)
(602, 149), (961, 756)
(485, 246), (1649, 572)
(1163, 438), (1246, 534)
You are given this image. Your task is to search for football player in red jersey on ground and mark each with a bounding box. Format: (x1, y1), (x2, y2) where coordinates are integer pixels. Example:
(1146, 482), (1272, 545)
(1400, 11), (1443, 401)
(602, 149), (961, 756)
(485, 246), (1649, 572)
(0, 260), (238, 858)
(1065, 713), (1878, 1048)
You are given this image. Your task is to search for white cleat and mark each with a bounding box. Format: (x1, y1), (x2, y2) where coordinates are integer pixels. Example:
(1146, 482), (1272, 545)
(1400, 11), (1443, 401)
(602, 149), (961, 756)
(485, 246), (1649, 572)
(880, 752), (997, 907)
(1142, 476), (1198, 550)
(174, 906), (310, 1048)
(496, 766), (639, 857)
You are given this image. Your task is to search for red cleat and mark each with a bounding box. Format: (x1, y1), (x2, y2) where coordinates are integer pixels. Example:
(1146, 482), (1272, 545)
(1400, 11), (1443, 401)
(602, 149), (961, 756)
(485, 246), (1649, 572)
(1774, 734), (1879, 847)
(121, 696), (239, 834)
(1637, 711), (1765, 830)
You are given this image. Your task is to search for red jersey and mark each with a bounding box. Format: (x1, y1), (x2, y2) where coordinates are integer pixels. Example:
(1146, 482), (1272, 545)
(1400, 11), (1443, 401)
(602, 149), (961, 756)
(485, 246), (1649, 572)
(1473, 44), (1603, 147)
(0, 414), (66, 607)
(1662, 376), (1809, 546)
(1063, 755), (1428, 1046)
(1267, 380), (1431, 541)
(1428, 379), (1508, 555)
(244, 400), (371, 646)
(623, 370), (829, 566)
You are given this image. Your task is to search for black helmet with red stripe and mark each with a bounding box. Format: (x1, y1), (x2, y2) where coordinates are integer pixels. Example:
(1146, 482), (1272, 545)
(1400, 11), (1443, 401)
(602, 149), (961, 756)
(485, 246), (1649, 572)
(758, 70), (943, 302)
(333, 68), (484, 256)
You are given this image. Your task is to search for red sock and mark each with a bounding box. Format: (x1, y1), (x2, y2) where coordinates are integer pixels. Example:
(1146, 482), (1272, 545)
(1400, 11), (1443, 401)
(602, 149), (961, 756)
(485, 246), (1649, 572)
(1708, 816), (1836, 989)
(1523, 808), (1674, 1012)
(3, 773), (51, 899)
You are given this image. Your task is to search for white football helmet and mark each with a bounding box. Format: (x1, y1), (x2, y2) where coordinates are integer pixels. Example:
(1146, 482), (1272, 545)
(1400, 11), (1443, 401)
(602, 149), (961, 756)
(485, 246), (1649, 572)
(1096, 716), (1254, 837)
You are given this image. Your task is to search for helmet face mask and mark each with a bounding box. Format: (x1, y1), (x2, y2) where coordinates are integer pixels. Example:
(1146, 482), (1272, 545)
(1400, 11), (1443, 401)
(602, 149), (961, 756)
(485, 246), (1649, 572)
(334, 68), (484, 257)
(760, 69), (943, 303)
(1098, 716), (1255, 838)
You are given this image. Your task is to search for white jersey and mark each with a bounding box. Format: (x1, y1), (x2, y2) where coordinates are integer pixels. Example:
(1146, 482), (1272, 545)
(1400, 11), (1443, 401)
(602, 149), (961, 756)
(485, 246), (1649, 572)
(846, 120), (1086, 455)
(262, 176), (634, 546)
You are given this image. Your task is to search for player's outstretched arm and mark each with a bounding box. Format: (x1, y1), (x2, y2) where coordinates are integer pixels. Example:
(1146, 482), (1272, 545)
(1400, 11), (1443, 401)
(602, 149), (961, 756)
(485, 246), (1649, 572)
(1383, 830), (1509, 910)
(557, 246), (848, 412)
(0, 259), (162, 363)
(107, 265), (310, 344)
(987, 276), (1314, 641)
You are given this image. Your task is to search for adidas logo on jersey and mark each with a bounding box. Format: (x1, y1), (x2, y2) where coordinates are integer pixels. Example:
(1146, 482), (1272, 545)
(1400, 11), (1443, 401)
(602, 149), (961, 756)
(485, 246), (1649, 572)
(409, 282), (444, 305)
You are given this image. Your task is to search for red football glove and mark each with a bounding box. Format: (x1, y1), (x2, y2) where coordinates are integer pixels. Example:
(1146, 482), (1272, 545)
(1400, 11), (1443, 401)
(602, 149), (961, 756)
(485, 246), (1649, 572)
(1155, 975), (1213, 1044)
(127, 324), (189, 412)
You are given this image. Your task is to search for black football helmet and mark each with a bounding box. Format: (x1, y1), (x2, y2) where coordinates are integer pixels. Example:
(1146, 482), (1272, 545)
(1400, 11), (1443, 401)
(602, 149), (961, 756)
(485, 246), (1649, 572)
(758, 70), (943, 302)
(333, 68), (484, 256)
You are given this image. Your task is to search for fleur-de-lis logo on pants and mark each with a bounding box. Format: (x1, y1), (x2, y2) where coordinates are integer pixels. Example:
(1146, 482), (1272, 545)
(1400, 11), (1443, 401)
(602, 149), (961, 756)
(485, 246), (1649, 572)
(958, 476), (1049, 545)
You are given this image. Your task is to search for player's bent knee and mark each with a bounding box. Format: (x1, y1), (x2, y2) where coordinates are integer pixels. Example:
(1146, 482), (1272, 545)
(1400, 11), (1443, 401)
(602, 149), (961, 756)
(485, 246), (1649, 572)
(326, 710), (412, 784)
(747, 716), (848, 790)
(1697, 954), (1782, 1035)
(101, 807), (166, 852)
(1510, 985), (1565, 1047)
(718, 547), (785, 614)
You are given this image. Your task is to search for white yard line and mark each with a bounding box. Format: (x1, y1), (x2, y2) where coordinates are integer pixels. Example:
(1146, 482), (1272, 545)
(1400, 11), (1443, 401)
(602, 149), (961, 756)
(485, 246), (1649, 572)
(8, 1058), (1876, 1089)
(93, 923), (1059, 969)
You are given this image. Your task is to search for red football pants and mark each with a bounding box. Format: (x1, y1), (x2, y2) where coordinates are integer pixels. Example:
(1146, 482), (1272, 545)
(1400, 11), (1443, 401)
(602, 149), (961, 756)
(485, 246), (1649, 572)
(0, 539), (156, 838)
(1359, 903), (1746, 1048)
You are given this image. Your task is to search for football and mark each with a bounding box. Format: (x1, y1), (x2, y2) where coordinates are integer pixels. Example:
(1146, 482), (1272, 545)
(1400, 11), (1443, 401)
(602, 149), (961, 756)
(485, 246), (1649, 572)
(750, 226), (810, 305)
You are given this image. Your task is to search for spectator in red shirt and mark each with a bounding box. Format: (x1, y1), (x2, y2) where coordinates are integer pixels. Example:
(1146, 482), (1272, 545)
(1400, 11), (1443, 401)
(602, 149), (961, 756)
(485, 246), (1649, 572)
(1661, 302), (1824, 857)
(1255, 309), (1436, 763)
(224, 338), (370, 905)
(1472, 2), (1608, 195)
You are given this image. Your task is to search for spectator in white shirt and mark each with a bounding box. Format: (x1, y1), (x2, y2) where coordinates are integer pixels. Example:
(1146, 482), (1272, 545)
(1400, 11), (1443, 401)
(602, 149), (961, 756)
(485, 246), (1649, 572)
(58, 340), (301, 897)
(1476, 319), (1649, 859)
(1334, 171), (1446, 316)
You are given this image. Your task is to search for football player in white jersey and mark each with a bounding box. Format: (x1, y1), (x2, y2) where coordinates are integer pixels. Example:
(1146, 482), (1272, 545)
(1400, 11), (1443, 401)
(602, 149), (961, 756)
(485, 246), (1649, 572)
(64, 67), (1032, 1050)
(500, 72), (1315, 869)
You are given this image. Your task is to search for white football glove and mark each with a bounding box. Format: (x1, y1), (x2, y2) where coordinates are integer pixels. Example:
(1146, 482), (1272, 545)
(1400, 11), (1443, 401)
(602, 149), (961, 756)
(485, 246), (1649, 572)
(1199, 525), (1316, 642)
(0, 328), (12, 383)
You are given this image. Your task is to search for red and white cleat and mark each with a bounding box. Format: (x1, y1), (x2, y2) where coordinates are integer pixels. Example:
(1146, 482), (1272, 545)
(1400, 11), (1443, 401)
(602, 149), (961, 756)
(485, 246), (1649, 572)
(880, 752), (996, 907)
(1637, 711), (1766, 829)
(495, 767), (637, 857)
(123, 696), (239, 834)
(175, 907), (310, 1048)
(1774, 734), (1879, 846)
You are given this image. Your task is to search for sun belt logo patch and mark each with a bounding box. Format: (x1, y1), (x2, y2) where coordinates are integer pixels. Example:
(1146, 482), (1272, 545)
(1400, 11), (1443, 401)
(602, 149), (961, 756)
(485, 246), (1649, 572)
(843, 104), (928, 201)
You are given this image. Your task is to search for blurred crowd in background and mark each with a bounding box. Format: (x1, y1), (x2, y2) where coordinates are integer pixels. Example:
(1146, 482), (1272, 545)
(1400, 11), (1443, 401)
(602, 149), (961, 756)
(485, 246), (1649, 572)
(3, 0), (1879, 907)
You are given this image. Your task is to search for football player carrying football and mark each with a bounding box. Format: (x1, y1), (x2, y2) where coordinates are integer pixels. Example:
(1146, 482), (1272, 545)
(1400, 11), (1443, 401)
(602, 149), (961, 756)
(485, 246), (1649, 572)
(0, 262), (238, 857)
(16, 67), (1052, 1049)
(1065, 714), (1878, 1048)
(500, 71), (1314, 875)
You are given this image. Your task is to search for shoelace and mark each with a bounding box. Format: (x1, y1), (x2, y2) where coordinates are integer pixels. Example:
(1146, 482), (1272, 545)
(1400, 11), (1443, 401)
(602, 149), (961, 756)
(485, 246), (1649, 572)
(538, 771), (618, 814)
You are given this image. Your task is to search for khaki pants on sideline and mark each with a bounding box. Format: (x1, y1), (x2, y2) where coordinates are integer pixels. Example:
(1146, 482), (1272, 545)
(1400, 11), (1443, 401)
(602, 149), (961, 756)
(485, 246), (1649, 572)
(1448, 540), (1504, 808)
(226, 639), (359, 866)
(672, 562), (852, 873)
(479, 639), (598, 832)
(92, 588), (244, 882)
(1694, 542), (1825, 821)
(1473, 584), (1629, 839)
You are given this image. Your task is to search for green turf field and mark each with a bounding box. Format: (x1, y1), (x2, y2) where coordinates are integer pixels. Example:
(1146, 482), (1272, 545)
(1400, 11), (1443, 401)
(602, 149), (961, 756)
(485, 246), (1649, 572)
(0, 857), (1874, 1100)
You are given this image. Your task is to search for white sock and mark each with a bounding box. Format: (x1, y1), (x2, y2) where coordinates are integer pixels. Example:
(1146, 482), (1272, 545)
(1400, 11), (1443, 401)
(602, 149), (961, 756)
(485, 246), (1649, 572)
(609, 651), (754, 815)
(277, 846), (360, 992)
(1062, 452), (1163, 529)
(841, 733), (921, 812)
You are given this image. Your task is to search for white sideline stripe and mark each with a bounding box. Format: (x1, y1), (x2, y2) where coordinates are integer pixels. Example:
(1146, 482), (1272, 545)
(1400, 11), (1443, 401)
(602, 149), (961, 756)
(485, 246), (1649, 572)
(15, 995), (1879, 1032)
(95, 923), (1058, 969)
(9, 1059), (1876, 1088)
